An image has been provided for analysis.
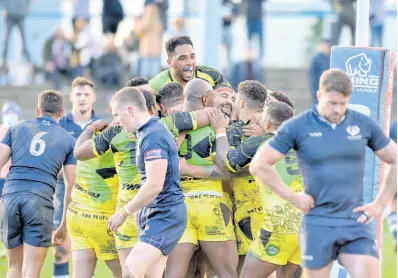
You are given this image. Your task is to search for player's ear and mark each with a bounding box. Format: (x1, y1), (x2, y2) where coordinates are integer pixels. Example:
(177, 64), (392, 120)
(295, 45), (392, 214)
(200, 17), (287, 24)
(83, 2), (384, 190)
(167, 57), (172, 67)
(69, 92), (73, 102)
(36, 107), (40, 117)
(59, 109), (64, 119)
(265, 120), (271, 130)
(316, 90), (321, 101)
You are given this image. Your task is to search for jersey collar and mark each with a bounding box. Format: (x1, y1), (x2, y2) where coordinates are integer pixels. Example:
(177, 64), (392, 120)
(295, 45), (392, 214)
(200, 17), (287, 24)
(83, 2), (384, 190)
(312, 102), (346, 129)
(138, 117), (158, 132)
(37, 115), (58, 124)
(66, 110), (99, 124)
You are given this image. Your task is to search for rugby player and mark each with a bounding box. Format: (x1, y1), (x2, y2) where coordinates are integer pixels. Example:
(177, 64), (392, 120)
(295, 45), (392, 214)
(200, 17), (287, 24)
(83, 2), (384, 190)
(388, 120), (397, 252)
(149, 36), (228, 93)
(250, 69), (397, 278)
(53, 77), (98, 278)
(156, 82), (184, 117)
(0, 90), (76, 278)
(166, 78), (238, 278)
(106, 87), (187, 277)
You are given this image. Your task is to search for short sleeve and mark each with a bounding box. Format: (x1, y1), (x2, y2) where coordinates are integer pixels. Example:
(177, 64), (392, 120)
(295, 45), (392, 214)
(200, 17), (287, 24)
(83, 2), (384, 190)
(367, 118), (391, 152)
(92, 126), (121, 156)
(141, 135), (168, 162)
(390, 121), (397, 143)
(1, 128), (12, 147)
(268, 118), (297, 155)
(161, 112), (197, 139)
(64, 138), (77, 165)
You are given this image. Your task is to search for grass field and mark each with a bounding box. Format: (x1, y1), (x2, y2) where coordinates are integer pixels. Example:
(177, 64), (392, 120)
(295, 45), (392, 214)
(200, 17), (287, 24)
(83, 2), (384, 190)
(0, 221), (396, 278)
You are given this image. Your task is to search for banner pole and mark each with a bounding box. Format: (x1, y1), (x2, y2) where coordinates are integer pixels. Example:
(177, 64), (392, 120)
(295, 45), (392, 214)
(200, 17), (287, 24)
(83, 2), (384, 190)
(355, 0), (370, 46)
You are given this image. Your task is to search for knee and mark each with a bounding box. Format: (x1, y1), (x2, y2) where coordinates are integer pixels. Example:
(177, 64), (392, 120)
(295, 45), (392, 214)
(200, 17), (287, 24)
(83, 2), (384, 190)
(122, 265), (143, 278)
(54, 245), (70, 264)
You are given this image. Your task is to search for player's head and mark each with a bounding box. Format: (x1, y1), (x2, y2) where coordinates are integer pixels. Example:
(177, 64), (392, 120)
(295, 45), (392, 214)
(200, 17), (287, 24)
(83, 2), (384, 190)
(138, 87), (158, 116)
(166, 36), (196, 83)
(110, 87), (148, 133)
(37, 90), (64, 120)
(125, 77), (149, 87)
(70, 77), (96, 115)
(1, 101), (21, 127)
(235, 80), (268, 121)
(261, 101), (294, 133)
(317, 69), (352, 123)
(268, 89), (295, 110)
(157, 82), (184, 117)
(183, 78), (214, 111)
(212, 82), (235, 117)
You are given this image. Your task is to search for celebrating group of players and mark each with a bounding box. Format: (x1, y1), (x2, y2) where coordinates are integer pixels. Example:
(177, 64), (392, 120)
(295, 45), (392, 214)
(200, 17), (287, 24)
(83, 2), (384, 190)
(0, 35), (396, 278)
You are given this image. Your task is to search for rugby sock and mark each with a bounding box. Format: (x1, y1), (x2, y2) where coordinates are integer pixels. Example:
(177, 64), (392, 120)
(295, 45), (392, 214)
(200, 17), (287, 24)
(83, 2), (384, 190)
(53, 262), (69, 278)
(388, 211), (397, 241)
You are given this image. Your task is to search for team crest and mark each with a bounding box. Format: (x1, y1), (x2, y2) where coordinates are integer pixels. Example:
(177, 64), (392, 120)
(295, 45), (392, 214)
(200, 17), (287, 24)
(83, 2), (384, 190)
(346, 125), (362, 140)
(265, 244), (280, 256)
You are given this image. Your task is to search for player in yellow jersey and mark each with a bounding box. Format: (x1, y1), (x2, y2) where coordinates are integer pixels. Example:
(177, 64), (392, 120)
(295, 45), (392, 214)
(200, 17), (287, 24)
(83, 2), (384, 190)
(149, 36), (228, 94)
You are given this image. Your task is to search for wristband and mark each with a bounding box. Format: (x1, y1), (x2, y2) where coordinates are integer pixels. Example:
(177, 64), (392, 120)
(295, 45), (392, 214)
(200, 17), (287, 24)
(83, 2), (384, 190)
(216, 133), (227, 139)
(123, 205), (131, 216)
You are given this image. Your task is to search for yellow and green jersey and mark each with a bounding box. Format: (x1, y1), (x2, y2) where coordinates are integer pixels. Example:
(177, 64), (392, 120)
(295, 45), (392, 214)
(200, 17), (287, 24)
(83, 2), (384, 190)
(149, 65), (228, 93)
(71, 134), (118, 214)
(91, 113), (199, 204)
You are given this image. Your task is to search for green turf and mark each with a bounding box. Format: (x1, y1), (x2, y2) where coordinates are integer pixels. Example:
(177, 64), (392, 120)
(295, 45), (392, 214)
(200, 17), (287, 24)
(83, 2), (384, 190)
(0, 221), (396, 277)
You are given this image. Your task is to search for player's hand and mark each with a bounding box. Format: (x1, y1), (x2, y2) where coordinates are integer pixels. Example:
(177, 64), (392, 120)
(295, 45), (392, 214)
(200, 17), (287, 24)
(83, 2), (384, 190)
(90, 120), (109, 132)
(243, 124), (264, 137)
(292, 192), (315, 213)
(107, 212), (127, 232)
(52, 225), (67, 246)
(208, 108), (229, 131)
(353, 202), (385, 224)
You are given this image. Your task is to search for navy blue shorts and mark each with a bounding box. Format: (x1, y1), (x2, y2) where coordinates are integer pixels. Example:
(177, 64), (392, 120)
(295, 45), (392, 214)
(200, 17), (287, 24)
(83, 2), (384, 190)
(0, 193), (54, 249)
(138, 203), (187, 256)
(299, 223), (378, 268)
(53, 181), (65, 229)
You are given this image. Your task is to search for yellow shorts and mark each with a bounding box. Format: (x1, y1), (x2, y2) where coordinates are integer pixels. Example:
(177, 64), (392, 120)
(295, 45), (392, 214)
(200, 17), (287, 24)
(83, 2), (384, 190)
(233, 179), (264, 255)
(179, 182), (228, 245)
(249, 227), (300, 265)
(221, 192), (236, 241)
(66, 206), (118, 261)
(114, 200), (138, 250)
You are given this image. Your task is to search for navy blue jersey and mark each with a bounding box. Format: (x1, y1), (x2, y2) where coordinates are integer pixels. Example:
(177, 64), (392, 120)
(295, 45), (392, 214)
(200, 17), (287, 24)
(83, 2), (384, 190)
(137, 117), (184, 208)
(1, 116), (76, 200)
(269, 103), (391, 226)
(390, 120), (397, 143)
(59, 111), (99, 140)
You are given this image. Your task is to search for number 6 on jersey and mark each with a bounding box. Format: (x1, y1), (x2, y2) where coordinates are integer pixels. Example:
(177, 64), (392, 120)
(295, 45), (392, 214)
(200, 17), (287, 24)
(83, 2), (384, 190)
(30, 132), (48, 156)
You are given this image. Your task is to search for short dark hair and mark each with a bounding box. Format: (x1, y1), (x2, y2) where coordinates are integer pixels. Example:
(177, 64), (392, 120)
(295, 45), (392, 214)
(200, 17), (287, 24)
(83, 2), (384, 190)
(213, 81), (233, 90)
(38, 90), (64, 116)
(112, 87), (147, 112)
(165, 36), (193, 56)
(238, 80), (268, 109)
(268, 89), (295, 110)
(157, 82), (184, 106)
(72, 77), (95, 90)
(320, 69), (352, 96)
(138, 88), (157, 111)
(126, 77), (149, 87)
(263, 101), (294, 127)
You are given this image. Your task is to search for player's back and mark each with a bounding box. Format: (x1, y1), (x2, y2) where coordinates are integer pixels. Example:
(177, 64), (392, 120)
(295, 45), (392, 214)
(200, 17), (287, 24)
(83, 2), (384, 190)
(2, 116), (76, 200)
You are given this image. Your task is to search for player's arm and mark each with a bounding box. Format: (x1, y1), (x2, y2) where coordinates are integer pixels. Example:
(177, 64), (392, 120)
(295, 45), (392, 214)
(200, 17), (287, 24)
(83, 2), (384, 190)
(354, 121), (397, 223)
(0, 128), (12, 169)
(107, 136), (169, 231)
(74, 120), (110, 160)
(134, 4), (157, 35)
(250, 122), (314, 213)
(179, 158), (232, 180)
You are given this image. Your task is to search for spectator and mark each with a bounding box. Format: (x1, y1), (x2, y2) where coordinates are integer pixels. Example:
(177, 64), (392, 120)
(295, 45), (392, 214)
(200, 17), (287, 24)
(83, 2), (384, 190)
(308, 39), (331, 101)
(134, 0), (168, 79)
(230, 45), (264, 91)
(370, 0), (385, 47)
(94, 39), (123, 88)
(43, 28), (72, 89)
(102, 0), (124, 36)
(330, 0), (356, 46)
(71, 0), (90, 31)
(241, 0), (266, 59)
(1, 0), (32, 69)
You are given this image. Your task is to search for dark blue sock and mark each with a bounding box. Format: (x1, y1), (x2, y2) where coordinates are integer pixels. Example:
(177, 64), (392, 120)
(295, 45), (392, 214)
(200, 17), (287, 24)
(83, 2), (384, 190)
(53, 262), (69, 276)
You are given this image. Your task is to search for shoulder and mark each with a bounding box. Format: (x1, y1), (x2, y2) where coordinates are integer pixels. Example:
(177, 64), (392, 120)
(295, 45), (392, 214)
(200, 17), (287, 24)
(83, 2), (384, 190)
(196, 65), (225, 85)
(149, 69), (172, 92)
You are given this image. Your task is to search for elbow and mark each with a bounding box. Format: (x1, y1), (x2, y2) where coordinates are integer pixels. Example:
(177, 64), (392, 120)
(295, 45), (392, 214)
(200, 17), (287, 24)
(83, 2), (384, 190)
(73, 148), (82, 160)
(250, 160), (268, 177)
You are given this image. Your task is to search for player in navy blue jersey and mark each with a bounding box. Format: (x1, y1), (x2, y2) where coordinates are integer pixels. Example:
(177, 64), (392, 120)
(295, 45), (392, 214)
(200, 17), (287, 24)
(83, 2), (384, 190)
(106, 87), (187, 278)
(0, 90), (76, 278)
(250, 69), (397, 278)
